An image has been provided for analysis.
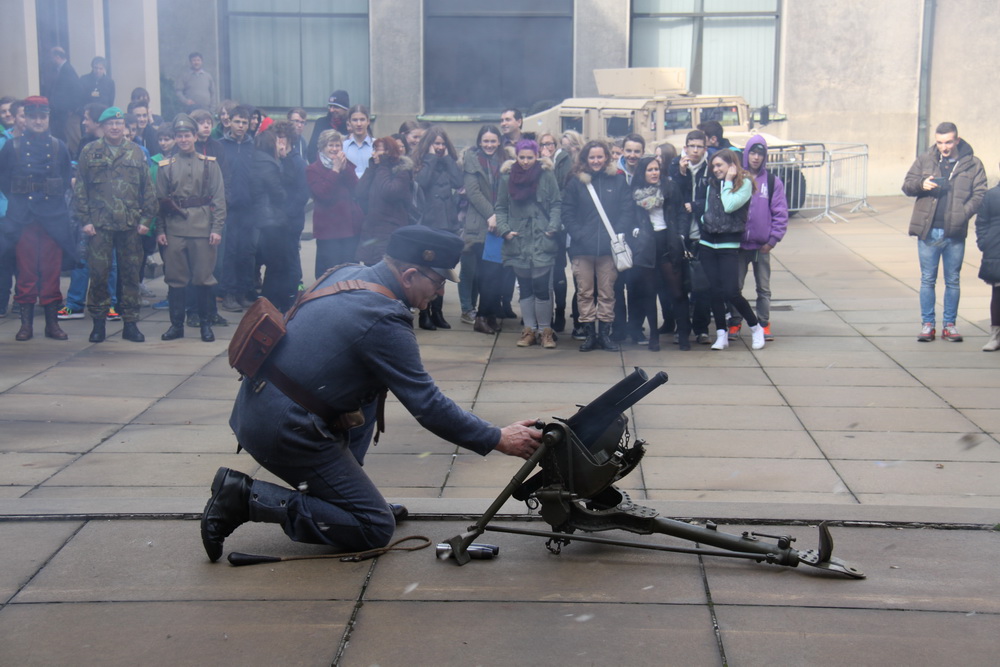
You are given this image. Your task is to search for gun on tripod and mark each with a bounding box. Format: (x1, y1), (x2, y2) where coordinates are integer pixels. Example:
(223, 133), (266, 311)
(441, 367), (864, 579)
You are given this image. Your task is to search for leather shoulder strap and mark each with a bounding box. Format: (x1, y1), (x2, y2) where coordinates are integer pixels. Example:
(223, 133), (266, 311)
(285, 277), (397, 323)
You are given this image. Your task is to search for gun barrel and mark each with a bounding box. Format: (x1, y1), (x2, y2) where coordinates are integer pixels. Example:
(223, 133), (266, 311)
(566, 368), (668, 447)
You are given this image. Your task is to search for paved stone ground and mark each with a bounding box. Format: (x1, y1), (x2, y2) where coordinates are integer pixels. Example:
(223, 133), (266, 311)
(0, 196), (997, 665)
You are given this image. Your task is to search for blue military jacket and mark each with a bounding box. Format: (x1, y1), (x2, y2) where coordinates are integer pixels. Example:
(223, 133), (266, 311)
(0, 130), (75, 262)
(230, 262), (501, 456)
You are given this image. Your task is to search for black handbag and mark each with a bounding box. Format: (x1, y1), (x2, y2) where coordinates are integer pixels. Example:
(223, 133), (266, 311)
(686, 251), (710, 294)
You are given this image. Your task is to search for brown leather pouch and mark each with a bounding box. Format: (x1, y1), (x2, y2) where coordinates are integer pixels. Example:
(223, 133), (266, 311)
(228, 298), (286, 379)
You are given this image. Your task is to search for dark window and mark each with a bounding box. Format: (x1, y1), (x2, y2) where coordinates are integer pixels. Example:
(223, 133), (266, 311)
(561, 117), (583, 134)
(224, 0), (369, 110)
(701, 105), (741, 126)
(424, 0), (573, 115)
(605, 117), (633, 138)
(664, 108), (693, 131)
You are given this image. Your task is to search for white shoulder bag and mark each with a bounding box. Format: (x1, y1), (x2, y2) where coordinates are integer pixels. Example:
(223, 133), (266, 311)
(586, 182), (632, 271)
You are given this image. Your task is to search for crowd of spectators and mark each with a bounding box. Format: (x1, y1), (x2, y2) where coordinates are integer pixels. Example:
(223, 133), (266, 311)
(11, 48), (993, 353)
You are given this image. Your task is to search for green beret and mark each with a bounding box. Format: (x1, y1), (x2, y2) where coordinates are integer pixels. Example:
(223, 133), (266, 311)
(98, 107), (124, 123)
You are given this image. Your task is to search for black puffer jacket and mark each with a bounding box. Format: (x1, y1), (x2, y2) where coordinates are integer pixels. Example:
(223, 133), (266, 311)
(561, 164), (634, 258)
(976, 185), (1000, 284)
(249, 150), (286, 229)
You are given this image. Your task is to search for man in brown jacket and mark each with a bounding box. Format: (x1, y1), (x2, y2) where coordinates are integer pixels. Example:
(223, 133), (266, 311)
(902, 122), (987, 342)
(155, 113), (226, 342)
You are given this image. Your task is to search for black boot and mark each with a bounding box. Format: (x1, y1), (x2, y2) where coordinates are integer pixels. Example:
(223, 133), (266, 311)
(598, 321), (619, 351)
(429, 295), (450, 329)
(43, 304), (68, 340)
(201, 467), (252, 562)
(89, 317), (107, 343)
(648, 329), (660, 352)
(390, 504), (409, 522)
(199, 286), (215, 342)
(418, 309), (436, 330)
(553, 308), (566, 333)
(578, 322), (598, 352)
(122, 321), (145, 342)
(15, 303), (34, 341)
(161, 287), (185, 340)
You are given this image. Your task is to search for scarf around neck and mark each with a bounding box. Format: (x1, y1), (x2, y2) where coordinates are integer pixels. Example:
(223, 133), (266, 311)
(633, 185), (664, 211)
(508, 161), (542, 203)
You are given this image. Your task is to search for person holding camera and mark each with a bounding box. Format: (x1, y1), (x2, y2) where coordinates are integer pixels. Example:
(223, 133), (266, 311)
(902, 122), (986, 343)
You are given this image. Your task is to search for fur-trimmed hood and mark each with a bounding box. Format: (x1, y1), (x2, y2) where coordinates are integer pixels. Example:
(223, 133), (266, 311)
(499, 155), (553, 175)
(390, 155), (413, 174)
(575, 162), (620, 184)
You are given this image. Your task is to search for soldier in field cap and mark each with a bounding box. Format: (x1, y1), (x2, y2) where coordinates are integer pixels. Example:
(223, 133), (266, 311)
(201, 226), (543, 563)
(155, 113), (226, 342)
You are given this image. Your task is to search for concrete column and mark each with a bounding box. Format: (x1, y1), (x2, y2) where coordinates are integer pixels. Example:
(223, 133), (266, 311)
(574, 0), (629, 97)
(106, 0), (161, 114)
(369, 0), (422, 135)
(0, 0), (41, 96)
(67, 0), (106, 62)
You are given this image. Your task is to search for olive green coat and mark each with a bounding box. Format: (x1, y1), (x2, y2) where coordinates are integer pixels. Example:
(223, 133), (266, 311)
(495, 157), (562, 270)
(461, 146), (505, 250)
(154, 151), (227, 237)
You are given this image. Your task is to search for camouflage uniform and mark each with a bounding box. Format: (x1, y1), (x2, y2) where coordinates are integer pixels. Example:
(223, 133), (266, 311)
(74, 137), (157, 322)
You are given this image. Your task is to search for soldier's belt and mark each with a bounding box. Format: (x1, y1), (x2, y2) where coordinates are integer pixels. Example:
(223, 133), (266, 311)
(10, 178), (64, 196)
(176, 196), (212, 208)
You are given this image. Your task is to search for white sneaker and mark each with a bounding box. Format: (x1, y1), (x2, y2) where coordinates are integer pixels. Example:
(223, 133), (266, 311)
(710, 329), (728, 350)
(751, 324), (766, 350)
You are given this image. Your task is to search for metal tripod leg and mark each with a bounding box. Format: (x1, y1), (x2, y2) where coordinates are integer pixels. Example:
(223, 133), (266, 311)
(443, 434), (555, 565)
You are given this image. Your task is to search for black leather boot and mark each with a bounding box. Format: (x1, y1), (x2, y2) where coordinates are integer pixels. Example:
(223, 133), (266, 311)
(418, 309), (436, 330)
(89, 317), (107, 343)
(122, 321), (145, 342)
(199, 286), (215, 342)
(161, 287), (185, 340)
(43, 304), (68, 340)
(390, 504), (409, 522)
(429, 295), (450, 329)
(553, 308), (566, 333)
(201, 467), (253, 562)
(15, 303), (33, 341)
(598, 321), (619, 351)
(578, 322), (597, 352)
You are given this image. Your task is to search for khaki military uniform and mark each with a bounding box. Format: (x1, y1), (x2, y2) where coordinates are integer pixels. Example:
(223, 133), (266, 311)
(155, 150), (226, 287)
(73, 137), (157, 321)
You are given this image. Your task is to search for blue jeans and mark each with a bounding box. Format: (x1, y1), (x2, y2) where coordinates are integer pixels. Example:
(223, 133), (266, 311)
(918, 228), (964, 324)
(65, 255), (117, 310)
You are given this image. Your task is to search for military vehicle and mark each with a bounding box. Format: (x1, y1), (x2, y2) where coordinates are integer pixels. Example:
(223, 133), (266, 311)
(524, 68), (807, 210)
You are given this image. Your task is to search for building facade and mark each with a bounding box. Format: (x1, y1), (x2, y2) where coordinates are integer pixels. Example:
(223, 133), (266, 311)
(1, 0), (997, 194)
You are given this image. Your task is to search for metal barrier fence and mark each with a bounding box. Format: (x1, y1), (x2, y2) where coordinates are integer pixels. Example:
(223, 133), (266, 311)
(767, 142), (875, 222)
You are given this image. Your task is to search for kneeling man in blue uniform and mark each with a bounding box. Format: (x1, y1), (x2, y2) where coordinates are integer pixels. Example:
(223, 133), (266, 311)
(202, 226), (542, 561)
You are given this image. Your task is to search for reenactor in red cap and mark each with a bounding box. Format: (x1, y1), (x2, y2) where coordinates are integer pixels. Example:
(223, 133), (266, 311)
(0, 96), (75, 340)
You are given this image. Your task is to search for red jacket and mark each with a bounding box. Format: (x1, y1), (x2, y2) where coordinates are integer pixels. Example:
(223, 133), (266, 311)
(305, 159), (361, 240)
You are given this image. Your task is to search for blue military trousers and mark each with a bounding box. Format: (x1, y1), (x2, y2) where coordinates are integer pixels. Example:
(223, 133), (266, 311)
(244, 400), (397, 552)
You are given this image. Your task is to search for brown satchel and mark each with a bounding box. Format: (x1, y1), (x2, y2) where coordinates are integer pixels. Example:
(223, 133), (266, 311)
(228, 266), (397, 430)
(228, 297), (286, 380)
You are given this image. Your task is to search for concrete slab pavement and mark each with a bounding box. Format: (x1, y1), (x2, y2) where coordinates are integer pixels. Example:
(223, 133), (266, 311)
(1, 196), (998, 664)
